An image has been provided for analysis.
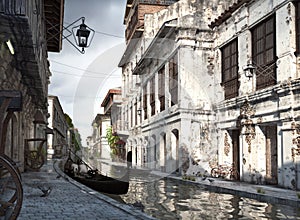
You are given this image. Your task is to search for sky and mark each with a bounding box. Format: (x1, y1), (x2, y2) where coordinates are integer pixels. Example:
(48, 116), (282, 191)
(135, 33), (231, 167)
(48, 0), (127, 145)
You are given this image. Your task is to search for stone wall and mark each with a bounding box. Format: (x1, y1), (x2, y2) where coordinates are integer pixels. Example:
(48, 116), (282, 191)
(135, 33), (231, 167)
(0, 45), (39, 171)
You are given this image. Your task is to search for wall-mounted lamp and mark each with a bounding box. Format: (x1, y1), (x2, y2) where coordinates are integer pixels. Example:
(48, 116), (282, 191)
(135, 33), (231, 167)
(137, 108), (142, 116)
(47, 17), (95, 54)
(243, 63), (256, 79)
(6, 39), (14, 55)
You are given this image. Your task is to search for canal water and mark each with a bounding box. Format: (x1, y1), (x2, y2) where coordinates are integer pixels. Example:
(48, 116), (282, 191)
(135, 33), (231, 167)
(90, 159), (300, 219)
(121, 177), (300, 219)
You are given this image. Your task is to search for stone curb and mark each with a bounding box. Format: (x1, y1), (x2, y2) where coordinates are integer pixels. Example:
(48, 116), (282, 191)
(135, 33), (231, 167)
(167, 175), (300, 208)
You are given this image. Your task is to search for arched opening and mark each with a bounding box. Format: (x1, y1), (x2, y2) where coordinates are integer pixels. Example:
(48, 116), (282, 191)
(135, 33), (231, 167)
(171, 129), (179, 173)
(5, 113), (18, 160)
(151, 134), (157, 169)
(160, 132), (166, 172)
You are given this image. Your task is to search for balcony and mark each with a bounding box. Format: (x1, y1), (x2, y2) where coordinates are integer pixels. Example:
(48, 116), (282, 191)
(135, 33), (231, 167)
(0, 0), (64, 109)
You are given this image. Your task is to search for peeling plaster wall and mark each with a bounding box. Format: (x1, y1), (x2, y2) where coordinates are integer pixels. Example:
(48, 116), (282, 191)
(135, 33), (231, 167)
(214, 0), (300, 189)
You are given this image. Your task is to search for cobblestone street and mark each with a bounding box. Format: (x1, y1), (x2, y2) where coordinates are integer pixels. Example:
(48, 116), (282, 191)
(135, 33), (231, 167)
(18, 160), (154, 220)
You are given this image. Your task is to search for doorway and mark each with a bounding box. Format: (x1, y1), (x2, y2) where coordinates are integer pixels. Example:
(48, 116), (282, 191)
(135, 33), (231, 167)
(230, 129), (240, 180)
(262, 125), (278, 185)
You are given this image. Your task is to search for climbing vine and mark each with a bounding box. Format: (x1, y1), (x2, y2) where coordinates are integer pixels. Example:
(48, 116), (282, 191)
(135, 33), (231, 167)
(106, 126), (120, 155)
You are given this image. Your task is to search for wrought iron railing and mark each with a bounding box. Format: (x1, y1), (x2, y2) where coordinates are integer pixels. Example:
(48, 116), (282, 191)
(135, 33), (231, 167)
(254, 61), (277, 90)
(223, 78), (239, 100)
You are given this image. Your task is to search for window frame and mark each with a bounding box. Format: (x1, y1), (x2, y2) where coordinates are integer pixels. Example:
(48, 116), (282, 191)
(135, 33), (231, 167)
(150, 76), (155, 116)
(143, 86), (147, 120)
(158, 65), (165, 112)
(251, 14), (276, 90)
(221, 38), (239, 100)
(169, 53), (178, 106)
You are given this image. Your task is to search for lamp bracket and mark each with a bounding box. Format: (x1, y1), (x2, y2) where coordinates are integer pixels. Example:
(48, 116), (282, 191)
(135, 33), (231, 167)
(46, 17), (95, 54)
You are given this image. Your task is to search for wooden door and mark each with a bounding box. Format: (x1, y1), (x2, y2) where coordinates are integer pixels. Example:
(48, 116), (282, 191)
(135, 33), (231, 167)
(265, 125), (278, 185)
(231, 130), (240, 180)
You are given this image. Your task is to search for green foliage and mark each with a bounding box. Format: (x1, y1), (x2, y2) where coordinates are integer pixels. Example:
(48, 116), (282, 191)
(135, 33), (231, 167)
(256, 187), (265, 194)
(73, 130), (82, 152)
(64, 113), (74, 128)
(297, 193), (300, 199)
(64, 113), (82, 152)
(106, 126), (120, 153)
(182, 175), (196, 181)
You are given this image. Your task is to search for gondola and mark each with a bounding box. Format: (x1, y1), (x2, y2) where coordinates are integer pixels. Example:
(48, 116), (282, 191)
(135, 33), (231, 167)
(64, 156), (129, 195)
(71, 172), (129, 195)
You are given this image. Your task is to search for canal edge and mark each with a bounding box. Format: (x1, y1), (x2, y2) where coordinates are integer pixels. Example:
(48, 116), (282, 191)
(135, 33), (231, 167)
(53, 159), (157, 220)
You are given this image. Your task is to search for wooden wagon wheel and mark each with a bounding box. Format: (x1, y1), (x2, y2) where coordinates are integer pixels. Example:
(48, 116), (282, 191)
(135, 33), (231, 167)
(0, 156), (23, 220)
(25, 139), (46, 171)
(0, 155), (21, 177)
(26, 150), (45, 171)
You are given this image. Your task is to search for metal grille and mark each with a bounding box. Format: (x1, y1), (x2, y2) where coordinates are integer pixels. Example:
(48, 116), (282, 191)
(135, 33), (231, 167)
(254, 61), (276, 90)
(224, 78), (239, 100)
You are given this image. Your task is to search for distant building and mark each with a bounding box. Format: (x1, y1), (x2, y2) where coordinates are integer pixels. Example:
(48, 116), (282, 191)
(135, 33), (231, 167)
(47, 95), (68, 159)
(119, 0), (219, 172)
(90, 114), (111, 159)
(87, 88), (123, 162)
(101, 88), (122, 134)
(0, 0), (64, 171)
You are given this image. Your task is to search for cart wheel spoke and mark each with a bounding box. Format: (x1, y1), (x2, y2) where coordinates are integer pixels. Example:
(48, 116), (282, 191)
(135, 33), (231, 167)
(0, 156), (23, 220)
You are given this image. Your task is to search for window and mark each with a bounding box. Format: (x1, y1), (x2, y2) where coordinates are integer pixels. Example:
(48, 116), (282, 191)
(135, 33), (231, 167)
(150, 76), (155, 116)
(252, 15), (276, 90)
(130, 106), (133, 128)
(143, 86), (147, 120)
(134, 102), (137, 126)
(169, 53), (178, 106)
(296, 2), (300, 54)
(221, 39), (238, 100)
(158, 66), (165, 111)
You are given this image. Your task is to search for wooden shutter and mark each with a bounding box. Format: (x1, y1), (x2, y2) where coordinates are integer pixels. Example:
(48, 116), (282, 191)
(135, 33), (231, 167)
(252, 15), (276, 90)
(221, 39), (238, 99)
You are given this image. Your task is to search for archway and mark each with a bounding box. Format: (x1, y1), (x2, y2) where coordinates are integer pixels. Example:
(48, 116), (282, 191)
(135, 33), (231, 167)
(171, 129), (179, 173)
(5, 113), (18, 159)
(160, 132), (166, 172)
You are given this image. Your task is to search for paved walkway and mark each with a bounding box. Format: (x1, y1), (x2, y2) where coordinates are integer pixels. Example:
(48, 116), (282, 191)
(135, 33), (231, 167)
(18, 160), (155, 220)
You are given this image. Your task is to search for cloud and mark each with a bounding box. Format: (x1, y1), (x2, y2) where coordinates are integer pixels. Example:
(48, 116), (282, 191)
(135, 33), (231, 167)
(48, 0), (126, 144)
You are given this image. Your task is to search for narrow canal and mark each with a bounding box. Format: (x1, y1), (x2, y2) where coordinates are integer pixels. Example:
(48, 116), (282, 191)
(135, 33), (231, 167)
(90, 159), (300, 219)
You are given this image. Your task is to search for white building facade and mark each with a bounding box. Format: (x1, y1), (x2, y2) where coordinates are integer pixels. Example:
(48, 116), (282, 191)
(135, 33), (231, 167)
(212, 0), (300, 189)
(119, 0), (300, 189)
(119, 0), (224, 174)
(47, 95), (68, 158)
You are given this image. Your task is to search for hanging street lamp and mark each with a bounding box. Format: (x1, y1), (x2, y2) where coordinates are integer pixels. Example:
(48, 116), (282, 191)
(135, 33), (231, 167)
(46, 16), (95, 54)
(72, 17), (95, 53)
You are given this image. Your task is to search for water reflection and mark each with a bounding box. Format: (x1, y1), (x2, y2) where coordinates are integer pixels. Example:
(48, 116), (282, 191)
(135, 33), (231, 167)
(120, 178), (300, 219)
(89, 160), (300, 219)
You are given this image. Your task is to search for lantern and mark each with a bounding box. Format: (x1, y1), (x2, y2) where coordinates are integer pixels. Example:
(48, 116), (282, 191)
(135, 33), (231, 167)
(76, 22), (90, 48)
